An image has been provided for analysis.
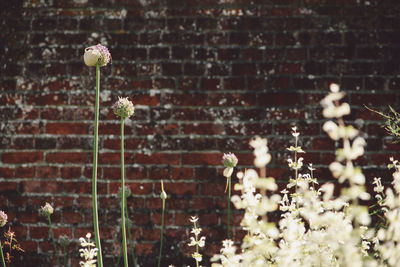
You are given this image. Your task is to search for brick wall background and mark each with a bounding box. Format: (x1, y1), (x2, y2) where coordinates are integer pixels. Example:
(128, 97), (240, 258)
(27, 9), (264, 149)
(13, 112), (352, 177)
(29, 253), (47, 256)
(1, 0), (400, 266)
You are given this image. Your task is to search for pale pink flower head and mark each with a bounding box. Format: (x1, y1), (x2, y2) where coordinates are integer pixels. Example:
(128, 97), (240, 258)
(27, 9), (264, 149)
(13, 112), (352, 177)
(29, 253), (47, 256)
(113, 97), (134, 118)
(84, 44), (111, 67)
(222, 152), (238, 168)
(41, 202), (54, 216)
(0, 210), (7, 227)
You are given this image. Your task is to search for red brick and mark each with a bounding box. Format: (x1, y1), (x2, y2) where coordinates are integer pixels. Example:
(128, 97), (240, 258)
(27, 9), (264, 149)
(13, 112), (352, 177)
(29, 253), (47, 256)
(0, 182), (17, 192)
(182, 123), (224, 135)
(22, 181), (60, 193)
(46, 123), (88, 135)
(46, 152), (89, 164)
(182, 153), (221, 166)
(36, 166), (59, 178)
(2, 152), (43, 164)
(0, 167), (15, 178)
(136, 153), (180, 165)
(60, 167), (82, 179)
(27, 93), (68, 105)
(15, 166), (36, 178)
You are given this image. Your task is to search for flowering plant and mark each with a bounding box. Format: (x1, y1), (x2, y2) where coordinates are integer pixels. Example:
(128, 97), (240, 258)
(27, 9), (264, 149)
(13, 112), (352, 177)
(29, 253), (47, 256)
(211, 84), (400, 267)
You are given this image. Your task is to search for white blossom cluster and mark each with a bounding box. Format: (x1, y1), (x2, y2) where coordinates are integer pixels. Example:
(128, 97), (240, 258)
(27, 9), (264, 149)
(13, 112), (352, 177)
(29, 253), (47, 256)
(211, 84), (400, 267)
(79, 233), (98, 267)
(188, 216), (205, 267)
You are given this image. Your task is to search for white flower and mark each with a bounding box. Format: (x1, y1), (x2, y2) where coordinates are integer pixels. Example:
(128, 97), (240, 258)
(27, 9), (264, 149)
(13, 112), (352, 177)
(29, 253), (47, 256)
(373, 177), (384, 193)
(188, 236), (206, 248)
(0, 211), (7, 227)
(250, 136), (272, 168)
(330, 83), (340, 93)
(291, 126), (300, 137)
(189, 216), (199, 223)
(79, 233), (97, 266)
(322, 102), (351, 118)
(192, 252), (203, 262)
(79, 259), (97, 267)
(191, 227), (202, 236)
(336, 137), (366, 161)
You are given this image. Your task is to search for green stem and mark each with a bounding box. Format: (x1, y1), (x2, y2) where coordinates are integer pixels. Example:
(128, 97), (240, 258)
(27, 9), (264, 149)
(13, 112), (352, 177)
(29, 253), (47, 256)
(125, 200), (137, 267)
(120, 118), (128, 267)
(227, 176), (231, 239)
(157, 199), (165, 267)
(0, 240), (6, 267)
(47, 215), (60, 267)
(92, 64), (103, 267)
(63, 245), (67, 267)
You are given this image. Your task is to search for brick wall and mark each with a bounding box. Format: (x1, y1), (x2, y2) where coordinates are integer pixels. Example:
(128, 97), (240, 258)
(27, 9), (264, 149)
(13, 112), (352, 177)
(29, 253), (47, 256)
(1, 0), (400, 266)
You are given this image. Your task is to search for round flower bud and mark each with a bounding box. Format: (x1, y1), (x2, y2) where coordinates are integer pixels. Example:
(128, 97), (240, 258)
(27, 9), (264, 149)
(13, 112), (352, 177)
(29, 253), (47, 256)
(59, 235), (70, 247)
(41, 202), (54, 216)
(222, 152), (238, 168)
(0, 210), (8, 227)
(160, 191), (167, 200)
(84, 44), (111, 67)
(113, 97), (135, 118)
(330, 83), (340, 93)
(119, 185), (132, 199)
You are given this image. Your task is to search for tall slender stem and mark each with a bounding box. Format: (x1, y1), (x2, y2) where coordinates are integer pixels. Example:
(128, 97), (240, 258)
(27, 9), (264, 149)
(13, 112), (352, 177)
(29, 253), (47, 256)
(227, 176), (231, 239)
(47, 215), (60, 267)
(92, 64), (103, 267)
(125, 198), (137, 267)
(157, 198), (165, 267)
(63, 245), (67, 267)
(294, 135), (299, 210)
(120, 118), (128, 267)
(0, 241), (6, 267)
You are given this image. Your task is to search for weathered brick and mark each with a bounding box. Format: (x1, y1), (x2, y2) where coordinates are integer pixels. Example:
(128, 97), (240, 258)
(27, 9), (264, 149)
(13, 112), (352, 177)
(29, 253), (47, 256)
(2, 152), (43, 164)
(2, 1), (400, 265)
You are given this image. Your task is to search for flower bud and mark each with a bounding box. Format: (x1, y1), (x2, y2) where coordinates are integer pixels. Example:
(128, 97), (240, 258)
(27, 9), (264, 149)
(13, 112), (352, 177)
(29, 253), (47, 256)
(160, 180), (167, 200)
(160, 191), (167, 200)
(0, 210), (7, 227)
(113, 97), (135, 118)
(41, 202), (54, 216)
(119, 185), (132, 199)
(84, 44), (111, 67)
(59, 235), (70, 247)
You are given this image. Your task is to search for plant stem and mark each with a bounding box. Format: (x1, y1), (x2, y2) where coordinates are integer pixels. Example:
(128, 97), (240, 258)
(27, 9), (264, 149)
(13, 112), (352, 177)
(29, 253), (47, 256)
(227, 176), (231, 239)
(63, 245), (67, 267)
(92, 64), (103, 267)
(120, 118), (128, 267)
(125, 200), (137, 267)
(47, 215), (60, 267)
(0, 241), (5, 267)
(157, 198), (165, 267)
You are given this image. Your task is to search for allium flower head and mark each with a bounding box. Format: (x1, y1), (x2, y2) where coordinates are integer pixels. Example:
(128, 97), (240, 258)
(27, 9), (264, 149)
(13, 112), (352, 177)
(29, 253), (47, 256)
(118, 185), (132, 199)
(84, 44), (111, 67)
(222, 152), (238, 168)
(113, 97), (134, 118)
(59, 234), (70, 247)
(41, 202), (54, 216)
(0, 210), (7, 227)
